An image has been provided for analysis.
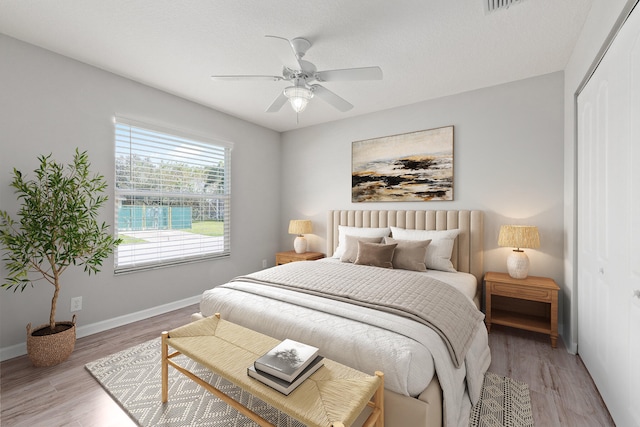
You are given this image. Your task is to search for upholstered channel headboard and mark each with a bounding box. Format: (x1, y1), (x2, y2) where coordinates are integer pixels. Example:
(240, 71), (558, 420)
(327, 210), (484, 286)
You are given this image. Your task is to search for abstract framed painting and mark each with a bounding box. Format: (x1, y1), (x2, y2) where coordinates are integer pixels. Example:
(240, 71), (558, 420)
(352, 126), (454, 202)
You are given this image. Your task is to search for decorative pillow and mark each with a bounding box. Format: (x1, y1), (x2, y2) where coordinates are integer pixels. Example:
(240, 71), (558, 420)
(354, 241), (397, 269)
(383, 237), (431, 272)
(390, 227), (460, 272)
(332, 226), (391, 259)
(340, 235), (384, 263)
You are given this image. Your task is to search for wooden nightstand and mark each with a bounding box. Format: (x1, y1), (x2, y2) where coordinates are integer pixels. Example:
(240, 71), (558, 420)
(275, 251), (325, 265)
(484, 271), (560, 348)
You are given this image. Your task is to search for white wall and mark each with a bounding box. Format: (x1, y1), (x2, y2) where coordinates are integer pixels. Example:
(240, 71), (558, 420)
(280, 72), (566, 333)
(563, 0), (632, 353)
(0, 35), (282, 358)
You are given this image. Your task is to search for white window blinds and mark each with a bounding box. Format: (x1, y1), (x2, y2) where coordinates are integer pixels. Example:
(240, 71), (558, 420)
(114, 118), (232, 273)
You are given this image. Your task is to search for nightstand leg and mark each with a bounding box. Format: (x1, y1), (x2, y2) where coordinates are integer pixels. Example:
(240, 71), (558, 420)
(550, 292), (558, 348)
(485, 289), (492, 333)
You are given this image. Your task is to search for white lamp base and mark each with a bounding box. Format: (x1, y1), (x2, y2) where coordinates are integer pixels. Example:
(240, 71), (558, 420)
(293, 235), (307, 254)
(507, 250), (530, 279)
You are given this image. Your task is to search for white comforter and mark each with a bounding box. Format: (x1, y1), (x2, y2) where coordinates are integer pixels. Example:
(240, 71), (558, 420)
(199, 262), (491, 427)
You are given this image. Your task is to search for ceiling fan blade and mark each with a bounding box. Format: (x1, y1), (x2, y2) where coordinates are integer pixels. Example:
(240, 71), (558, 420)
(265, 91), (288, 113)
(211, 75), (283, 81)
(265, 35), (302, 71)
(314, 66), (383, 82)
(310, 85), (353, 112)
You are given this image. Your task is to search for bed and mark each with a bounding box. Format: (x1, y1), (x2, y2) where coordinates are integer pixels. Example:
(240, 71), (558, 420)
(194, 210), (490, 427)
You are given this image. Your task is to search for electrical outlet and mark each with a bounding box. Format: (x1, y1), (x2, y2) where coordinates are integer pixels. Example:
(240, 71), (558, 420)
(262, 259), (267, 268)
(71, 296), (82, 312)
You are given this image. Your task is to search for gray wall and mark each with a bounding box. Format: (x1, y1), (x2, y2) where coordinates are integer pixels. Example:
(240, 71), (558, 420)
(0, 35), (282, 358)
(0, 33), (572, 357)
(280, 72), (566, 332)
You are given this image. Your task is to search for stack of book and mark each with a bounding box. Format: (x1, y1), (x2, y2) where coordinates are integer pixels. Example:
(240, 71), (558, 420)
(248, 338), (324, 395)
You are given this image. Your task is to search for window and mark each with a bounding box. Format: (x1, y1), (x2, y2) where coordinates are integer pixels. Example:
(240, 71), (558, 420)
(114, 117), (232, 273)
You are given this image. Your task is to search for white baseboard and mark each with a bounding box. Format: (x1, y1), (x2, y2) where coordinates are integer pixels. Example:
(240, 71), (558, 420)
(0, 295), (201, 362)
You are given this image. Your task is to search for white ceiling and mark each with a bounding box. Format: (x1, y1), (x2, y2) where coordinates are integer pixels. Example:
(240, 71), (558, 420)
(0, 0), (592, 132)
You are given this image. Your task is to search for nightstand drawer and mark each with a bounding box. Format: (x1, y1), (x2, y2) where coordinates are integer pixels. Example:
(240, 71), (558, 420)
(491, 283), (552, 301)
(276, 254), (298, 264)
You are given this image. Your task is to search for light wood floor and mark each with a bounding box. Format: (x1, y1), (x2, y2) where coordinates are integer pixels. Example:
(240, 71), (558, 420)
(487, 325), (614, 427)
(1, 305), (614, 427)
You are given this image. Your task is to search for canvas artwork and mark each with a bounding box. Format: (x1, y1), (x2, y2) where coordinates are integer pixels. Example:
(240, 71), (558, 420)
(352, 126), (454, 202)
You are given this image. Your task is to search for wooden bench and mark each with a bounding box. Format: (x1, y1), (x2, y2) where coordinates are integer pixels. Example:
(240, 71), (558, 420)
(162, 314), (384, 427)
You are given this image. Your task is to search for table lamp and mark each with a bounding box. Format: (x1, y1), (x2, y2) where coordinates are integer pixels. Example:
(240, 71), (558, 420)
(288, 220), (312, 254)
(498, 225), (540, 279)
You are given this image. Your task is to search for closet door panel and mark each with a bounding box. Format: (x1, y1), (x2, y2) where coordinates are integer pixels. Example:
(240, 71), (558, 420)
(627, 23), (640, 426)
(577, 4), (640, 426)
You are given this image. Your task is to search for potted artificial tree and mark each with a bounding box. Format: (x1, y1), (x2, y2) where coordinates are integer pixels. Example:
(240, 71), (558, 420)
(0, 149), (120, 366)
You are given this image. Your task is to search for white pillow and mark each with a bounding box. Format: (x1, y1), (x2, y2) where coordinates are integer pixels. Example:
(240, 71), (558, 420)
(390, 227), (460, 272)
(332, 225), (391, 259)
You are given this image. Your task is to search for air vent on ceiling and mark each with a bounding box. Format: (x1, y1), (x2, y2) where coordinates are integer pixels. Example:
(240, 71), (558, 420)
(484, 0), (527, 13)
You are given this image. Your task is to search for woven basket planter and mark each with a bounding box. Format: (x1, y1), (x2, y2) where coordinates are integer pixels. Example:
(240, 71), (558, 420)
(26, 315), (76, 367)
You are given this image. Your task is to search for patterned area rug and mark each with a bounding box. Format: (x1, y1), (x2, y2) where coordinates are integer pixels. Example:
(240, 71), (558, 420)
(86, 338), (533, 427)
(470, 371), (533, 427)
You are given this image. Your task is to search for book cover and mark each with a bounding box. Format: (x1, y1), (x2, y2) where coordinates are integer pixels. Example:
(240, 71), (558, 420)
(247, 355), (324, 396)
(254, 338), (319, 382)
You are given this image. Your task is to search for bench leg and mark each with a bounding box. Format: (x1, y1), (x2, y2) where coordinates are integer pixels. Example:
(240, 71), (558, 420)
(374, 371), (384, 427)
(361, 371), (385, 427)
(161, 331), (169, 403)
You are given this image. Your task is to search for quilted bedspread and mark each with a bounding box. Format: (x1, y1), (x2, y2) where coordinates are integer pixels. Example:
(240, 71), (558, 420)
(232, 261), (484, 368)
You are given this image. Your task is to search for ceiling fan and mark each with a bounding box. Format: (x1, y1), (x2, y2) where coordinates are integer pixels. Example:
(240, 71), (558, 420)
(211, 35), (383, 114)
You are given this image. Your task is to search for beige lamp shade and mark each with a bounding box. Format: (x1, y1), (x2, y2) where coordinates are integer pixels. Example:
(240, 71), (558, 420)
(498, 225), (540, 279)
(498, 225), (540, 250)
(288, 220), (312, 235)
(288, 220), (312, 254)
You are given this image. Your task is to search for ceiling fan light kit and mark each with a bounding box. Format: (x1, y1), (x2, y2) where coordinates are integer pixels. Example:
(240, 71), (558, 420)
(211, 35), (382, 116)
(283, 85), (314, 113)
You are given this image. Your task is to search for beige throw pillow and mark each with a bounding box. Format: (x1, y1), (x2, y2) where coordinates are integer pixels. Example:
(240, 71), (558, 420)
(354, 241), (397, 269)
(340, 235), (384, 263)
(332, 226), (391, 259)
(384, 237), (431, 271)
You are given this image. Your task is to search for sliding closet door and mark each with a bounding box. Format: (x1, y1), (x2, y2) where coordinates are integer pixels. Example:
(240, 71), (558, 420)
(577, 4), (640, 426)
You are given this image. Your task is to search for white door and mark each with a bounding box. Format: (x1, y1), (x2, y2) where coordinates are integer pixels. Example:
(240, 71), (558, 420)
(577, 4), (640, 426)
